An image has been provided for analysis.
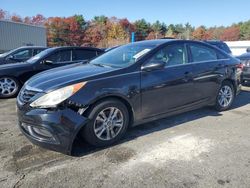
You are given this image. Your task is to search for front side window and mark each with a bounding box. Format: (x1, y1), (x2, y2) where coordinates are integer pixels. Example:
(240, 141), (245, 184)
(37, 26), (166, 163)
(44, 50), (71, 63)
(148, 44), (187, 67)
(26, 48), (54, 63)
(12, 49), (32, 59)
(189, 44), (217, 62)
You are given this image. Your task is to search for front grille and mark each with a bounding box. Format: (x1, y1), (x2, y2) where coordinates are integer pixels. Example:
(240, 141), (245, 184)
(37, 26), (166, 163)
(19, 89), (38, 103)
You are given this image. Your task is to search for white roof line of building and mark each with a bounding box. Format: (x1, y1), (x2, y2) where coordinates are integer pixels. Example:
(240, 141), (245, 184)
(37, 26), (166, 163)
(0, 19), (46, 29)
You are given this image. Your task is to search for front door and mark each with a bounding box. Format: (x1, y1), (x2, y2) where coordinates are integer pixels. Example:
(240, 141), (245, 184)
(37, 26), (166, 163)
(141, 43), (195, 118)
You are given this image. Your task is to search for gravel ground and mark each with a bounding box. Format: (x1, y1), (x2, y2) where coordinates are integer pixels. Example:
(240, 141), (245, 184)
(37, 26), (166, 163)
(0, 86), (250, 188)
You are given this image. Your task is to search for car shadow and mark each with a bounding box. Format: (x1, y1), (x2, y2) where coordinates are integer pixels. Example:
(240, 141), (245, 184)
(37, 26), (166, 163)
(72, 87), (250, 157)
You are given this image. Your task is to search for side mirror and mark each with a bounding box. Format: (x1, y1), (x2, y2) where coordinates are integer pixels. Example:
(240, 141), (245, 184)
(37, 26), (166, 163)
(247, 47), (250, 53)
(141, 60), (165, 71)
(42, 60), (53, 65)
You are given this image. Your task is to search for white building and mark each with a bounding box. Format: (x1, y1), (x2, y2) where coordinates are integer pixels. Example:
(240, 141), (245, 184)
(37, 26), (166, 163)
(0, 20), (47, 53)
(225, 41), (250, 56)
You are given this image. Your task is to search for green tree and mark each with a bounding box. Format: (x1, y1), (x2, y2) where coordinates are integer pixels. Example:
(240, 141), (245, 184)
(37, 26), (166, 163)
(74, 14), (87, 29)
(134, 19), (150, 41)
(93, 15), (108, 25)
(151, 20), (167, 35)
(240, 20), (250, 40)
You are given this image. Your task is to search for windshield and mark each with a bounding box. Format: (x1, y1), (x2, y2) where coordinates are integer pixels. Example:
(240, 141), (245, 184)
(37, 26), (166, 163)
(0, 48), (19, 58)
(90, 43), (155, 68)
(26, 48), (54, 63)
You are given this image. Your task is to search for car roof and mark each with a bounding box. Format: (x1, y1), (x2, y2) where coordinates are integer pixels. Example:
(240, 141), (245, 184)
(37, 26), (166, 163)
(237, 52), (250, 59)
(203, 40), (226, 44)
(131, 39), (219, 48)
(17, 46), (47, 50)
(50, 46), (104, 52)
(131, 39), (176, 46)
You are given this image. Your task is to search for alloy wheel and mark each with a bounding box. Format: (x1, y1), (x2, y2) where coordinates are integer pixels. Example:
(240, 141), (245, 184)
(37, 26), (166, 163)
(218, 85), (233, 108)
(94, 107), (124, 141)
(0, 77), (18, 96)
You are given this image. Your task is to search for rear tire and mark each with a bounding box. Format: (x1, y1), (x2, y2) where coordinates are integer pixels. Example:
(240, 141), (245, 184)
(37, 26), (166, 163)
(215, 81), (235, 111)
(82, 99), (129, 147)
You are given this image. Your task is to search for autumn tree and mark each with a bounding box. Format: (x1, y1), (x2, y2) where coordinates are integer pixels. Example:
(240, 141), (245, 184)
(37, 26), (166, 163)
(11, 14), (22, 22)
(192, 26), (211, 40)
(24, 16), (31, 24)
(2, 7), (250, 48)
(119, 18), (134, 33)
(31, 14), (46, 25)
(0, 9), (6, 19)
(206, 26), (225, 40)
(106, 22), (128, 46)
(220, 26), (240, 41)
(82, 23), (103, 47)
(46, 17), (69, 46)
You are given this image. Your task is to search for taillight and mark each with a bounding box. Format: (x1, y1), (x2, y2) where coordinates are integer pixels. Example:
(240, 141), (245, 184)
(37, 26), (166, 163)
(236, 63), (244, 71)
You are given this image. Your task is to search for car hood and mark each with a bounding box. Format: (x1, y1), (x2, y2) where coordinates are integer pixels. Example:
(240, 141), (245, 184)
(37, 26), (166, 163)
(237, 52), (250, 60)
(25, 63), (116, 92)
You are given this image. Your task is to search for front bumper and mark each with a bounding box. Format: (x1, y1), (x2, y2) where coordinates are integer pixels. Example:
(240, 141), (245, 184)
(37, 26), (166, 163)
(17, 104), (89, 155)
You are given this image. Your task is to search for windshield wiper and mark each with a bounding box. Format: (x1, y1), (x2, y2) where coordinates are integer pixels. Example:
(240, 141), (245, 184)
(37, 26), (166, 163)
(92, 63), (114, 68)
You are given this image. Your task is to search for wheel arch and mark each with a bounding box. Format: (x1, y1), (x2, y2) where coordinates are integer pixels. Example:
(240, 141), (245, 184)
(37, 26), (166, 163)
(83, 94), (135, 126)
(70, 94), (135, 153)
(222, 78), (237, 95)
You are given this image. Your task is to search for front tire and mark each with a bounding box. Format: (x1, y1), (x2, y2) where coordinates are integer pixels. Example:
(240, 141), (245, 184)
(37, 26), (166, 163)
(0, 77), (20, 98)
(215, 81), (235, 111)
(82, 99), (129, 147)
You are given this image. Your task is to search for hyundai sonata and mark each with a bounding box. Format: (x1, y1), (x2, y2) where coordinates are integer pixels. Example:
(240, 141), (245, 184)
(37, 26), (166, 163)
(17, 39), (241, 154)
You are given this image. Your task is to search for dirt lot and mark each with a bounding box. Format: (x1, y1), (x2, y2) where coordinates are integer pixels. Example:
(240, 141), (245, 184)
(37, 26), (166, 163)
(0, 86), (250, 188)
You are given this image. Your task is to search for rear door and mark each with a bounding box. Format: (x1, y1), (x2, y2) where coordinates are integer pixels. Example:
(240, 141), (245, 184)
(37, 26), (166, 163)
(141, 43), (196, 118)
(187, 42), (228, 102)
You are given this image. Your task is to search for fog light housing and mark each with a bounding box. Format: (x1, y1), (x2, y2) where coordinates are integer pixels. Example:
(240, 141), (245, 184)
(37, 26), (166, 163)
(32, 127), (53, 138)
(20, 122), (56, 142)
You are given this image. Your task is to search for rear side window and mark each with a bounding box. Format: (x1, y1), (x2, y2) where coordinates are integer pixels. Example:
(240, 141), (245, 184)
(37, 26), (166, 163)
(149, 44), (187, 67)
(214, 43), (231, 54)
(189, 44), (217, 62)
(73, 50), (97, 61)
(45, 50), (71, 63)
(33, 49), (45, 56)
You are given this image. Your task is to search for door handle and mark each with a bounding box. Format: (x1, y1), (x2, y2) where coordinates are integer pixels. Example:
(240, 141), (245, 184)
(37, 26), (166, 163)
(183, 72), (193, 82)
(184, 71), (193, 77)
(215, 64), (224, 70)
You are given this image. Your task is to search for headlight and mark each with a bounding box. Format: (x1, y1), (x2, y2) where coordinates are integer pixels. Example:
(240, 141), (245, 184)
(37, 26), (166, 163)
(30, 82), (87, 108)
